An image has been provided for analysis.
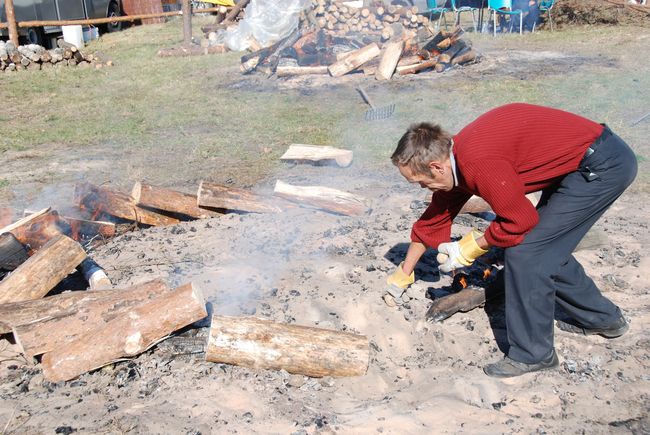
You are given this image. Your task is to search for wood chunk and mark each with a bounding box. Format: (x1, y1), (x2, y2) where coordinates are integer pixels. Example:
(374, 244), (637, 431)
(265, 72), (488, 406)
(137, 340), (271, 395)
(425, 286), (487, 323)
(0, 234), (86, 304)
(74, 182), (179, 226)
(0, 233), (28, 271)
(197, 181), (285, 214)
(41, 282), (207, 382)
(328, 42), (381, 77)
(9, 210), (64, 250)
(276, 65), (329, 77)
(451, 48), (477, 65)
(63, 216), (116, 240)
(206, 315), (369, 377)
(12, 280), (170, 359)
(398, 58), (438, 75)
(280, 144), (353, 167)
(375, 40), (404, 81)
(132, 182), (220, 219)
(0, 208), (50, 235)
(273, 180), (369, 217)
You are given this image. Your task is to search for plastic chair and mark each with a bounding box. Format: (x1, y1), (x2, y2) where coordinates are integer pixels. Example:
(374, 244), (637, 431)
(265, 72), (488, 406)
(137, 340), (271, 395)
(451, 0), (478, 31)
(487, 0), (523, 36)
(424, 0), (450, 30)
(533, 0), (555, 32)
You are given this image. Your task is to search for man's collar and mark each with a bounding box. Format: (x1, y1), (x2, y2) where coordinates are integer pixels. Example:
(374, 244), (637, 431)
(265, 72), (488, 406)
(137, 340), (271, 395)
(449, 139), (459, 187)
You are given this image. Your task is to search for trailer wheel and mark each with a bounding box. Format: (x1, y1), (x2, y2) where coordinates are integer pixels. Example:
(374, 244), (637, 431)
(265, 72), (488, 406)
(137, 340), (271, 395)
(105, 1), (123, 33)
(26, 27), (45, 46)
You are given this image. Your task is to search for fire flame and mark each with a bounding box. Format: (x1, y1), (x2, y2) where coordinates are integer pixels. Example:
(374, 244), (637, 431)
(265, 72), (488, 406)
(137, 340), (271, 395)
(483, 268), (492, 280)
(458, 275), (468, 289)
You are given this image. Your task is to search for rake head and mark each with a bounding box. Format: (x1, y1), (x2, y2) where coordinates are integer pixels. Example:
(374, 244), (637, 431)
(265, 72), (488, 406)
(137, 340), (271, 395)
(364, 104), (396, 121)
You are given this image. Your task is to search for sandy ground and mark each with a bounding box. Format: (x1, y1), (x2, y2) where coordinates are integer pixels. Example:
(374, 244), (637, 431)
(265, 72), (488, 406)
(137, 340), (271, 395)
(1, 162), (648, 434)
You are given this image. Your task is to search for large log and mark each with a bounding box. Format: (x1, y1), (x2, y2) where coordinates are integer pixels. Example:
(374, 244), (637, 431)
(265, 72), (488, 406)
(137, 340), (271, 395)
(280, 144), (353, 168)
(375, 40), (404, 81)
(0, 234), (86, 304)
(397, 58), (438, 75)
(197, 181), (285, 214)
(273, 180), (369, 217)
(0, 208), (50, 235)
(132, 181), (220, 219)
(64, 216), (116, 240)
(9, 210), (64, 250)
(41, 282), (207, 382)
(206, 315), (369, 377)
(328, 43), (381, 77)
(12, 279), (170, 359)
(276, 65), (329, 77)
(0, 233), (28, 271)
(74, 182), (179, 226)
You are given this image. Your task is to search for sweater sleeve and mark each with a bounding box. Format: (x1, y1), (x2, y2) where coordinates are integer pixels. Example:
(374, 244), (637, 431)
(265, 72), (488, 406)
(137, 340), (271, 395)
(465, 160), (539, 247)
(411, 189), (473, 248)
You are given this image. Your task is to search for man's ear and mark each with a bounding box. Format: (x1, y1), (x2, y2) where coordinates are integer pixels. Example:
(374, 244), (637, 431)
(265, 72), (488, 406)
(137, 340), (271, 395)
(427, 160), (445, 175)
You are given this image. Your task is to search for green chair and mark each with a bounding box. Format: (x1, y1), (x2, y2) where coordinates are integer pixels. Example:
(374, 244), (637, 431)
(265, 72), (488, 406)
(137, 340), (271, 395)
(533, 0), (556, 32)
(487, 0), (523, 36)
(451, 0), (478, 31)
(424, 0), (450, 30)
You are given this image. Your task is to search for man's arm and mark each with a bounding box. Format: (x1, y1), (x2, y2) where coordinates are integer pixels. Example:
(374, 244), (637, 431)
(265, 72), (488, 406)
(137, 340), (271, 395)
(401, 241), (427, 275)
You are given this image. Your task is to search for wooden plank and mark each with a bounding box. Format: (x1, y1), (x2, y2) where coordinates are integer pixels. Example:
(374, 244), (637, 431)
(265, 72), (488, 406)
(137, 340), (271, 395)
(197, 181), (285, 214)
(280, 144), (353, 168)
(273, 180), (369, 216)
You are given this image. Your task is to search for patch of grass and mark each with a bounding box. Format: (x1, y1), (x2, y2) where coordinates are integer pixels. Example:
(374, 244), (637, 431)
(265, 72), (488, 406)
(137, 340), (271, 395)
(0, 179), (9, 188)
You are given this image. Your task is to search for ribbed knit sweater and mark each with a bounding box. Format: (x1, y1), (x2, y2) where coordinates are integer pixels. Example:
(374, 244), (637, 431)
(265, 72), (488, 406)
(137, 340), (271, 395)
(411, 103), (604, 248)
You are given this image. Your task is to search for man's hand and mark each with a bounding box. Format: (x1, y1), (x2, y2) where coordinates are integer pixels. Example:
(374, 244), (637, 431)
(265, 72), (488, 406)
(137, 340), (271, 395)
(386, 262), (415, 297)
(437, 229), (488, 273)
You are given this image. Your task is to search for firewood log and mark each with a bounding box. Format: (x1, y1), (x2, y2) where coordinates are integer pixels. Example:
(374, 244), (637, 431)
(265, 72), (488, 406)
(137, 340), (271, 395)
(273, 180), (369, 216)
(0, 233), (28, 272)
(375, 40), (404, 80)
(9, 210), (64, 250)
(0, 208), (49, 235)
(206, 315), (369, 377)
(41, 282), (207, 382)
(74, 182), (179, 226)
(438, 40), (467, 64)
(328, 42), (380, 77)
(197, 181), (285, 214)
(398, 58), (438, 75)
(63, 216), (116, 240)
(451, 48), (477, 65)
(12, 280), (171, 359)
(280, 144), (353, 167)
(276, 65), (329, 77)
(425, 286), (488, 323)
(0, 234), (86, 304)
(131, 181), (220, 219)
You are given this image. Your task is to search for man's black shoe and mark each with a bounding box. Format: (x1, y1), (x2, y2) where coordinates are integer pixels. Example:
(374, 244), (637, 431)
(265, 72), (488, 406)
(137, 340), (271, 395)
(483, 350), (559, 378)
(556, 315), (629, 339)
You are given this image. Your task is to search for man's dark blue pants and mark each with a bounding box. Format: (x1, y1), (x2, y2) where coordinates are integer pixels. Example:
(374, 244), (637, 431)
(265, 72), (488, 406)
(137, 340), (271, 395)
(504, 127), (638, 364)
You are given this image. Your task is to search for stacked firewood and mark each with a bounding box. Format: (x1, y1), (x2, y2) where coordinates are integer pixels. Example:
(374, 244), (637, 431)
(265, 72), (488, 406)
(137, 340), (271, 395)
(0, 40), (113, 72)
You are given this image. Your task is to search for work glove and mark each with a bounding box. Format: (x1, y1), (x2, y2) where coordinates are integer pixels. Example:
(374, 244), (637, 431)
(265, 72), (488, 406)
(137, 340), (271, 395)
(437, 229), (488, 273)
(385, 262), (415, 298)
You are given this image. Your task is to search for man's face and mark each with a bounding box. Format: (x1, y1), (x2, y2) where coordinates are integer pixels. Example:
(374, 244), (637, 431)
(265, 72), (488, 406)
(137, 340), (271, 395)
(398, 161), (454, 192)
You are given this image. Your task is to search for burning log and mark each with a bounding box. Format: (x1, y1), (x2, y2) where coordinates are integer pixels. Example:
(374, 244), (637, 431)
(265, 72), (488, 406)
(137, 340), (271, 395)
(451, 48), (477, 66)
(41, 282), (207, 382)
(0, 232), (28, 272)
(12, 279), (170, 360)
(197, 181), (285, 214)
(74, 182), (180, 226)
(9, 210), (64, 250)
(375, 40), (404, 81)
(280, 144), (353, 167)
(0, 207), (50, 235)
(426, 286), (488, 323)
(64, 216), (116, 240)
(328, 42), (380, 77)
(398, 58), (438, 75)
(276, 65), (329, 77)
(0, 234), (86, 304)
(206, 315), (369, 377)
(273, 180), (369, 217)
(131, 181), (220, 219)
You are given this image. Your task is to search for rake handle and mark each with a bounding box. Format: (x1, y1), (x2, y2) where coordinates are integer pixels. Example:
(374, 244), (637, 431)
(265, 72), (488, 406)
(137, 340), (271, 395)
(356, 86), (375, 109)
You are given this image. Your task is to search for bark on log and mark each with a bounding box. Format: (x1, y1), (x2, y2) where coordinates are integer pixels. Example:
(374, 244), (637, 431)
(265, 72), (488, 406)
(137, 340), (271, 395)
(0, 234), (86, 304)
(9, 210), (64, 251)
(132, 182), (220, 219)
(398, 58), (437, 75)
(41, 282), (207, 382)
(328, 43), (381, 77)
(197, 181), (285, 214)
(206, 315), (369, 377)
(275, 65), (329, 77)
(74, 182), (179, 226)
(0, 208), (50, 235)
(280, 144), (353, 168)
(273, 180), (369, 217)
(375, 40), (403, 81)
(0, 233), (28, 271)
(451, 48), (477, 65)
(12, 279), (170, 359)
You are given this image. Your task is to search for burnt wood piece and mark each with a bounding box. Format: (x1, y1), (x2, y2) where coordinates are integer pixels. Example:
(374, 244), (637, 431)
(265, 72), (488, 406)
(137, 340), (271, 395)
(0, 234), (86, 304)
(451, 48), (477, 65)
(398, 58), (438, 75)
(206, 315), (369, 377)
(12, 279), (170, 359)
(273, 180), (369, 217)
(276, 65), (330, 77)
(265, 27), (303, 74)
(197, 181), (285, 214)
(9, 210), (65, 251)
(41, 282), (207, 382)
(63, 216), (116, 240)
(132, 182), (220, 219)
(0, 233), (28, 271)
(425, 286), (489, 323)
(438, 40), (467, 64)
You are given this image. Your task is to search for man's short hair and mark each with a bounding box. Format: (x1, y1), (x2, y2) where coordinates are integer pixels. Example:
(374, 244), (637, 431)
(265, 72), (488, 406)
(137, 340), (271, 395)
(391, 122), (452, 174)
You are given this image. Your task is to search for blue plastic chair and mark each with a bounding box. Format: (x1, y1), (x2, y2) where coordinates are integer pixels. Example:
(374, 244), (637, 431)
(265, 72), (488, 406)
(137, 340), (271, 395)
(533, 0), (556, 31)
(487, 0), (523, 36)
(451, 0), (478, 31)
(424, 0), (450, 30)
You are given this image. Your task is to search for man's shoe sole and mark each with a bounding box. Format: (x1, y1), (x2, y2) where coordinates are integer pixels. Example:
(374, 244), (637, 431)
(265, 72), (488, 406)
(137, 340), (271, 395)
(556, 318), (629, 339)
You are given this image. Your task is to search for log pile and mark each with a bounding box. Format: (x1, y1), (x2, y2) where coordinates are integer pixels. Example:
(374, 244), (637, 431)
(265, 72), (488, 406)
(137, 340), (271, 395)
(0, 40), (113, 73)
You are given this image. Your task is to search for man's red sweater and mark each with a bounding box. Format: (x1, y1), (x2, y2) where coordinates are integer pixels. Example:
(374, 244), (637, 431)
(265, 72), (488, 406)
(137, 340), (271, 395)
(412, 103), (604, 249)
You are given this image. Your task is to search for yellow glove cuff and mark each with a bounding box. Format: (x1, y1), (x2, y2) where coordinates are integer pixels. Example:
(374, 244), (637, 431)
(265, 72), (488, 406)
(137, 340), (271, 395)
(458, 229), (488, 265)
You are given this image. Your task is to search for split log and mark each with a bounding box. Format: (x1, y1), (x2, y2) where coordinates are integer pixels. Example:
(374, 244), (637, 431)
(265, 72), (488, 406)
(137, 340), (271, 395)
(41, 282), (207, 382)
(276, 65), (329, 77)
(0, 234), (86, 304)
(132, 182), (220, 219)
(273, 180), (369, 217)
(9, 210), (64, 250)
(197, 181), (285, 214)
(438, 40), (467, 64)
(0, 233), (28, 271)
(206, 315), (369, 377)
(280, 144), (353, 168)
(398, 58), (438, 75)
(0, 208), (50, 235)
(451, 48), (477, 65)
(375, 40), (404, 81)
(425, 286), (488, 323)
(12, 279), (170, 359)
(74, 182), (179, 226)
(328, 42), (381, 77)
